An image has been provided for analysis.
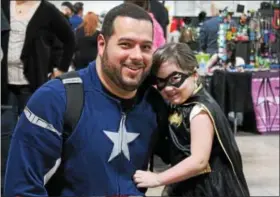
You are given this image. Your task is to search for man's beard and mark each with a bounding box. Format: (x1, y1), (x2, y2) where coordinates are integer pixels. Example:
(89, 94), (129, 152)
(100, 49), (150, 92)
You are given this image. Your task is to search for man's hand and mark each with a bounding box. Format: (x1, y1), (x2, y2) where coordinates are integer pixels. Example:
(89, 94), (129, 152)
(51, 69), (64, 78)
(133, 170), (162, 188)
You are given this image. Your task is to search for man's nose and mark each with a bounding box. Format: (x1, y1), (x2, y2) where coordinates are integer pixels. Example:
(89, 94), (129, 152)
(130, 46), (143, 61)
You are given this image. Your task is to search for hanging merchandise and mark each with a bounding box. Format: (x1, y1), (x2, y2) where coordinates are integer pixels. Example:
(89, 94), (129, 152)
(258, 14), (277, 68)
(231, 26), (238, 40)
(262, 18), (271, 57)
(248, 11), (261, 67)
(217, 7), (229, 64)
(272, 9), (280, 29)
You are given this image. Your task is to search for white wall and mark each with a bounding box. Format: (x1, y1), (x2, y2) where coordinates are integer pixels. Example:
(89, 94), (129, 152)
(50, 1), (123, 15)
(50, 1), (269, 17)
(169, 0), (270, 17)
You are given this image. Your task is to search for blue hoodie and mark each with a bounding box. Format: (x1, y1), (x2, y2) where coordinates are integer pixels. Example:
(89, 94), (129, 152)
(4, 62), (167, 196)
(70, 14), (83, 30)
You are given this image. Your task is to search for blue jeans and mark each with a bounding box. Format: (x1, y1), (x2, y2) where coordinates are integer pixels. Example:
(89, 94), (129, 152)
(1, 85), (32, 193)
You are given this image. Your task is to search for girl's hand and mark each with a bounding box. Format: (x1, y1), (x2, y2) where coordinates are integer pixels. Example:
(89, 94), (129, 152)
(133, 170), (162, 188)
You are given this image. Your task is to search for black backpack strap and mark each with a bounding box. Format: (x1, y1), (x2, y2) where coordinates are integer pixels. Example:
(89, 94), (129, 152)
(145, 87), (170, 172)
(46, 72), (84, 196)
(57, 71), (84, 141)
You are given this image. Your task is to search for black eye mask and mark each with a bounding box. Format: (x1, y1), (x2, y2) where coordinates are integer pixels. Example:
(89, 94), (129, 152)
(155, 71), (194, 91)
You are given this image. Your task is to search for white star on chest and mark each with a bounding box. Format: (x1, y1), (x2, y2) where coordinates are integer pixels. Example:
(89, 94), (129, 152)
(104, 115), (140, 162)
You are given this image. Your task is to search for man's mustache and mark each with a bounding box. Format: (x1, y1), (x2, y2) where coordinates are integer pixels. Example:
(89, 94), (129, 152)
(122, 62), (145, 69)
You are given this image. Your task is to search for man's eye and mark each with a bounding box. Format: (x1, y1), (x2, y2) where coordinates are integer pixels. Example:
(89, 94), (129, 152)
(142, 45), (152, 51)
(120, 43), (131, 48)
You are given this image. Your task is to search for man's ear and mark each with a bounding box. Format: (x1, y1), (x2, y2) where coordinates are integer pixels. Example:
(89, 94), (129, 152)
(97, 34), (106, 57)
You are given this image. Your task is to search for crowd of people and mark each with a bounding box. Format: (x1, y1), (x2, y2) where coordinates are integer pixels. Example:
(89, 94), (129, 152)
(1, 0), (250, 196)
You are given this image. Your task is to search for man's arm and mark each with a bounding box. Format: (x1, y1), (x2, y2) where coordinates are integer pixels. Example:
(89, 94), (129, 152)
(49, 2), (75, 75)
(4, 80), (66, 197)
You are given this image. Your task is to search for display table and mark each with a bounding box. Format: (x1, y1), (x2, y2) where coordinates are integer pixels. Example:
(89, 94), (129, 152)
(251, 71), (280, 133)
(206, 70), (257, 133)
(203, 70), (280, 133)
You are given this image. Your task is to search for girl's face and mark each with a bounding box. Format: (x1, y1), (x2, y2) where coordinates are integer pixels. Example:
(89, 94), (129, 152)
(155, 60), (197, 105)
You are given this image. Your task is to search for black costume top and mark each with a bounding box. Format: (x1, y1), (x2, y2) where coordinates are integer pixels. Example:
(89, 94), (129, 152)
(165, 86), (250, 197)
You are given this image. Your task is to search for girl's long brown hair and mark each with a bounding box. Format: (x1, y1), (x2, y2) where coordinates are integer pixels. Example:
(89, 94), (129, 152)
(82, 12), (99, 36)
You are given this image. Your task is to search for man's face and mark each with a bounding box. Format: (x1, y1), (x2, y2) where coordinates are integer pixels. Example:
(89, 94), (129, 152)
(98, 16), (153, 92)
(61, 6), (72, 16)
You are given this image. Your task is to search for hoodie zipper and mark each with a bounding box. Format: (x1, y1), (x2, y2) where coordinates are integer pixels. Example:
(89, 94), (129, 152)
(100, 91), (136, 195)
(117, 112), (127, 195)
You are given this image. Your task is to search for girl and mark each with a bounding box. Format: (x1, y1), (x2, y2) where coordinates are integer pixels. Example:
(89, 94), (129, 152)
(133, 43), (250, 197)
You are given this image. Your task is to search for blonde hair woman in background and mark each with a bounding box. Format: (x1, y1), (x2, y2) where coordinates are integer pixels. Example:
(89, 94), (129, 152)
(73, 12), (100, 70)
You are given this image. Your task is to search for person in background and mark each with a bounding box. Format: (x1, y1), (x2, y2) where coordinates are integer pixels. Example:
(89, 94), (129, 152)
(1, 6), (10, 195)
(206, 41), (245, 71)
(133, 43), (250, 197)
(196, 11), (207, 50)
(197, 11), (206, 36)
(199, 2), (224, 54)
(149, 0), (169, 39)
(74, 2), (84, 17)
(73, 12), (100, 70)
(198, 11), (207, 27)
(125, 0), (166, 50)
(200, 2), (237, 55)
(61, 1), (74, 20)
(1, 0), (75, 193)
(4, 3), (169, 196)
(71, 2), (84, 31)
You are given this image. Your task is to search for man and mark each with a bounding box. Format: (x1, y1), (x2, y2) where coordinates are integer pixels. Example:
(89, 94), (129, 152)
(61, 1), (74, 24)
(1, 0), (74, 194)
(71, 2), (84, 30)
(61, 1), (83, 31)
(73, 2), (84, 17)
(199, 2), (222, 54)
(199, 2), (236, 55)
(4, 3), (168, 196)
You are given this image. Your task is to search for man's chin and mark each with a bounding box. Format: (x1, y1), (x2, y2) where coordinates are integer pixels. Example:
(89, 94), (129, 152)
(120, 79), (142, 92)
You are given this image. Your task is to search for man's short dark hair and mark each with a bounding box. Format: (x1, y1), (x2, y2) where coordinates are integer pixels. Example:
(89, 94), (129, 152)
(101, 3), (153, 41)
(61, 2), (75, 13)
(74, 2), (84, 14)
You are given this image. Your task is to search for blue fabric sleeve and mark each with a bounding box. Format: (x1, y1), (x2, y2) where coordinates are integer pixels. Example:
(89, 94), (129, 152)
(4, 79), (66, 197)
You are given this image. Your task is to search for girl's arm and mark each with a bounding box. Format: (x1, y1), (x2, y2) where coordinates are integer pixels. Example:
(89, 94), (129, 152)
(134, 110), (214, 188)
(157, 111), (214, 185)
